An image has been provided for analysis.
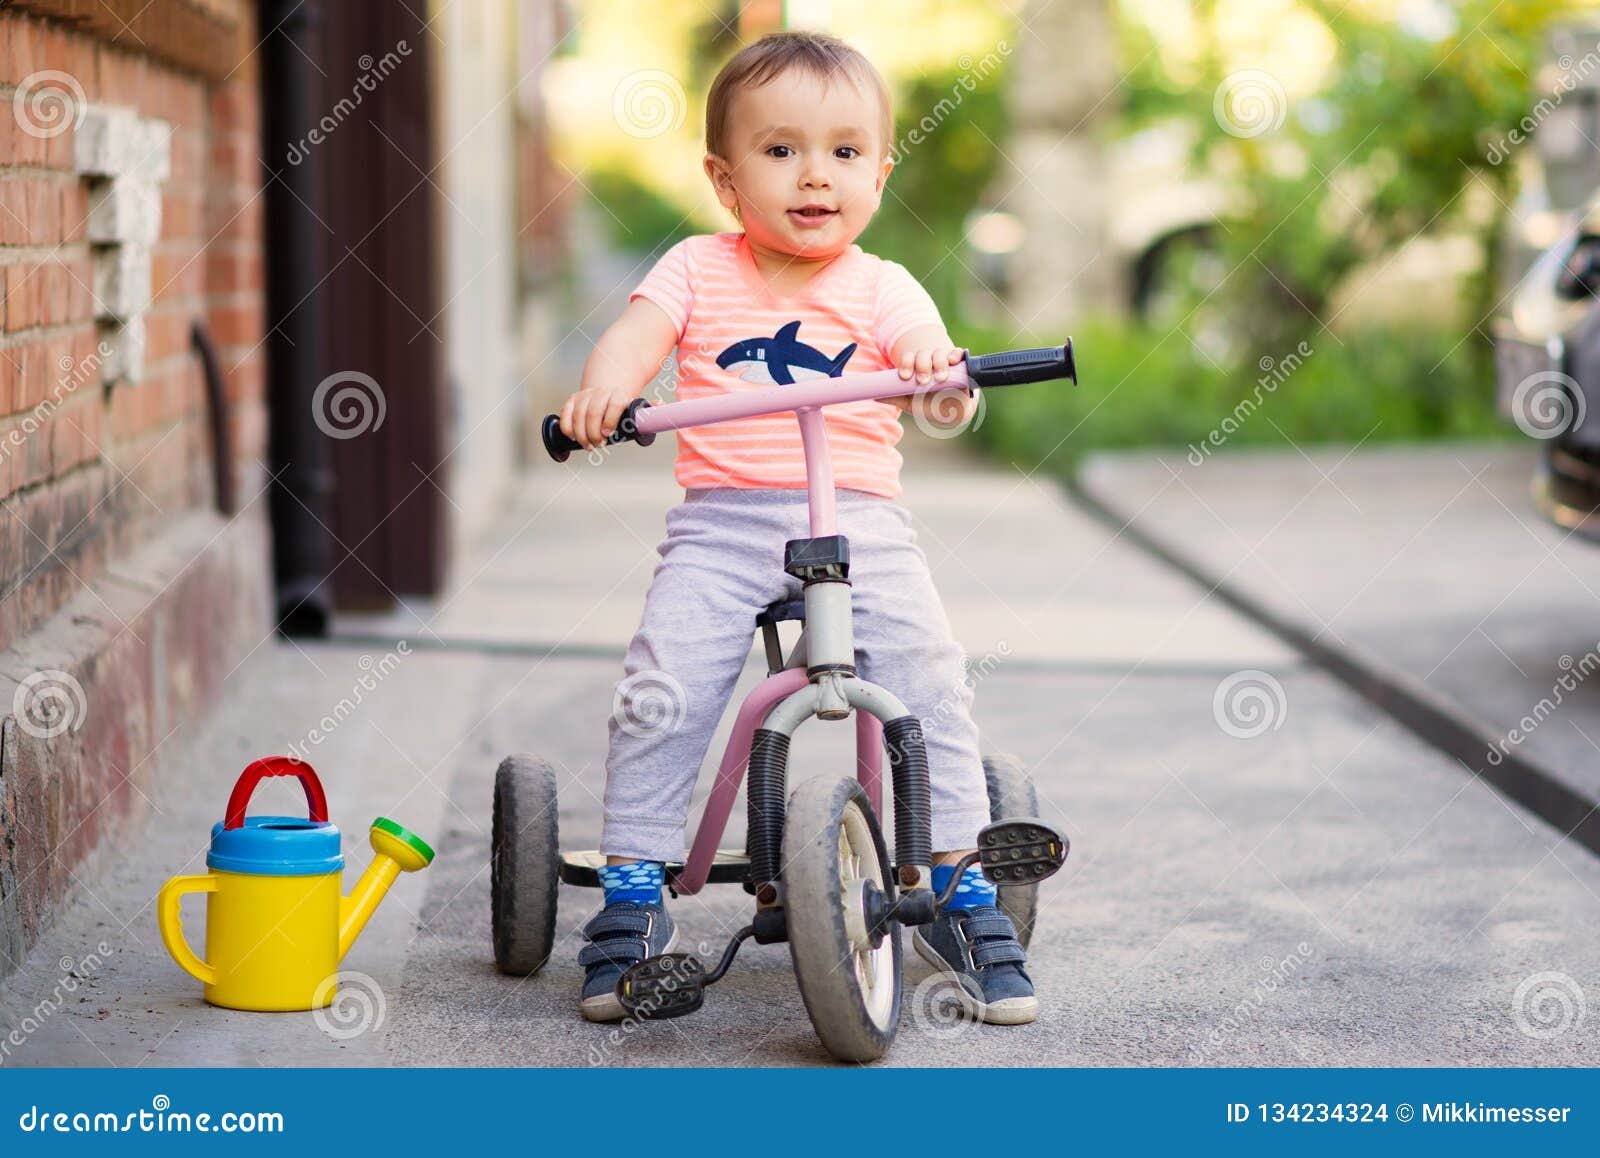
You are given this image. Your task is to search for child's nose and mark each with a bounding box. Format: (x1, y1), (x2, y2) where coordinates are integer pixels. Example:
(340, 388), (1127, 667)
(799, 161), (832, 189)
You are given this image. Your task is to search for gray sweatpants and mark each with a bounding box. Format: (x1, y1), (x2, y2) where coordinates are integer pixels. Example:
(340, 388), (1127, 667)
(600, 487), (991, 862)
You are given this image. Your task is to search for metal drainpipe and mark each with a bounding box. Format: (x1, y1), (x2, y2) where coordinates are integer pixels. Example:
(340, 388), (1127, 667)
(261, 0), (333, 636)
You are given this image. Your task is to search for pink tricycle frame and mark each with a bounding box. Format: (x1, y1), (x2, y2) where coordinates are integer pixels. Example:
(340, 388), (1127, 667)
(621, 362), (977, 893)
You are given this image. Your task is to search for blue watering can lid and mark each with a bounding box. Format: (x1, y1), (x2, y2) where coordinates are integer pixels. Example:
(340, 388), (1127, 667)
(207, 816), (344, 876)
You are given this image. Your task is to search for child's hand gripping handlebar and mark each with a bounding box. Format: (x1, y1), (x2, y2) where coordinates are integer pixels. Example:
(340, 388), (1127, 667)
(541, 338), (1076, 463)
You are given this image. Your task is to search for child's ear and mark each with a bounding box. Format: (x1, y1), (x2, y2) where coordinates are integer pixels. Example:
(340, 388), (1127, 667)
(868, 155), (893, 213)
(875, 155), (894, 194)
(704, 153), (739, 212)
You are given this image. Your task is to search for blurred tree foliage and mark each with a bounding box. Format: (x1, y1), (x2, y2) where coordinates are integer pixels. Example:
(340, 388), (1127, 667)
(1155, 0), (1590, 358)
(584, 167), (699, 252)
(964, 315), (1507, 473)
(861, 68), (1010, 317)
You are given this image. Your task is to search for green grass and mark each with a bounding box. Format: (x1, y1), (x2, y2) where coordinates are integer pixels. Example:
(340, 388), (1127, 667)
(962, 317), (1513, 477)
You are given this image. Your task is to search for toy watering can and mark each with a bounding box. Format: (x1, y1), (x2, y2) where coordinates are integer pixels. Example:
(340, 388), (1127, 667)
(157, 756), (434, 1011)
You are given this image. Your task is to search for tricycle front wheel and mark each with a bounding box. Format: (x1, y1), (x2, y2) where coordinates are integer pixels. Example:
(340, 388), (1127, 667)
(783, 776), (902, 1062)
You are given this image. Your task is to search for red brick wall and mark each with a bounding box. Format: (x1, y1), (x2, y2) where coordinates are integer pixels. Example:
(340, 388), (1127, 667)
(0, 7), (268, 652)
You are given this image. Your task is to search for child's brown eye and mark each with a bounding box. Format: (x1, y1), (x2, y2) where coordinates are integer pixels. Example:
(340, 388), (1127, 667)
(835, 147), (859, 160)
(767, 145), (793, 158)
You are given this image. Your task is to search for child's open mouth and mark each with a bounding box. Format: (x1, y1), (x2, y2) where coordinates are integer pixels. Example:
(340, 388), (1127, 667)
(788, 205), (839, 228)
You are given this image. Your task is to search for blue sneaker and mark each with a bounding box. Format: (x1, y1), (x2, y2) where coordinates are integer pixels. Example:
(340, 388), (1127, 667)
(913, 905), (1037, 1025)
(578, 900), (677, 1022)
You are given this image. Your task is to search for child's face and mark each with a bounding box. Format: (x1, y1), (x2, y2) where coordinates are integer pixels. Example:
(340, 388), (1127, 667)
(705, 68), (892, 260)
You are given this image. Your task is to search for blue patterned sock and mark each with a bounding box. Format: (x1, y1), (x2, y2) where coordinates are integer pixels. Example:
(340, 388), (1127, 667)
(933, 862), (998, 911)
(598, 860), (664, 906)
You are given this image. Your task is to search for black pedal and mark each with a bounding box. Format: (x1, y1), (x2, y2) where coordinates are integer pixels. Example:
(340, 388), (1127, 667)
(616, 953), (706, 1020)
(976, 819), (1068, 885)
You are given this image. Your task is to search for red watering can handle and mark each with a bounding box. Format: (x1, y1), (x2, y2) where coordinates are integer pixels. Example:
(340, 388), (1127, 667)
(224, 756), (330, 829)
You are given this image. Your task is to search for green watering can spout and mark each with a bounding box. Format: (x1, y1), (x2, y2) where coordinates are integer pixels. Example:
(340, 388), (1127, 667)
(338, 818), (435, 961)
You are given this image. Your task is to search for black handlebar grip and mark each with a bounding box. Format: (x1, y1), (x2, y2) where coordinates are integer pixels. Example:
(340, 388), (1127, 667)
(541, 416), (583, 462)
(966, 340), (1076, 389)
(541, 398), (656, 463)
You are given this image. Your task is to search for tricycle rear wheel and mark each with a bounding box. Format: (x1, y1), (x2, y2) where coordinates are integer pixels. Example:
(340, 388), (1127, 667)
(491, 754), (560, 976)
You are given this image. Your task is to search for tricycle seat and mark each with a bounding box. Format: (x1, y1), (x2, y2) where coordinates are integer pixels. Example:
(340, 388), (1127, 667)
(755, 596), (805, 628)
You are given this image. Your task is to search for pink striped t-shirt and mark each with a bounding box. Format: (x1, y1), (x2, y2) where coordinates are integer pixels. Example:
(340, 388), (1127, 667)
(628, 232), (946, 499)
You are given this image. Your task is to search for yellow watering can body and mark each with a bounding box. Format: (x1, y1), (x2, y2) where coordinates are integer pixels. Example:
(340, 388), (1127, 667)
(157, 757), (434, 1012)
(160, 869), (343, 1011)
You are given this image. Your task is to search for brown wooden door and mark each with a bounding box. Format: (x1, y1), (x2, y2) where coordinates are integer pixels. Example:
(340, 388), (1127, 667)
(317, 1), (447, 608)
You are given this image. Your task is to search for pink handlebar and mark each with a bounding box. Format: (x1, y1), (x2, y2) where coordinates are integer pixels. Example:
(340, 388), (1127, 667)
(541, 339), (1074, 462)
(634, 364), (971, 437)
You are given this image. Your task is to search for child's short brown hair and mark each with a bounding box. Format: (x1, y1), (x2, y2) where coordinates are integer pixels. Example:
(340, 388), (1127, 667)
(704, 31), (893, 158)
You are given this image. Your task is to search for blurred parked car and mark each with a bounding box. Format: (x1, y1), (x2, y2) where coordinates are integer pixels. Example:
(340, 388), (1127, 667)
(1495, 193), (1600, 536)
(1494, 24), (1600, 538)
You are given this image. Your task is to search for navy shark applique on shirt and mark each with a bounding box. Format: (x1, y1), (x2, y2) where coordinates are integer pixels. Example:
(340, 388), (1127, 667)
(715, 321), (857, 386)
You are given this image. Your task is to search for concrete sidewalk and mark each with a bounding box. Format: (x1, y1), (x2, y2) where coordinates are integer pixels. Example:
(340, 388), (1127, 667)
(1078, 443), (1600, 851)
(4, 436), (1600, 1066)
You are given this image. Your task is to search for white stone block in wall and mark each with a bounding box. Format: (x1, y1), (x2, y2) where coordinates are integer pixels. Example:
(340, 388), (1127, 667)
(74, 108), (170, 182)
(131, 119), (172, 184)
(73, 106), (141, 177)
(101, 316), (146, 385)
(93, 245), (152, 320)
(75, 104), (170, 386)
(86, 180), (162, 246)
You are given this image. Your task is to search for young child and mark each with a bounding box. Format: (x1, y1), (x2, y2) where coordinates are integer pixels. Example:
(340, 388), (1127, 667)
(559, 31), (1035, 1026)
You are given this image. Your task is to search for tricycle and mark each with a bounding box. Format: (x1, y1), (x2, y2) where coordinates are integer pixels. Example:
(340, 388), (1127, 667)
(490, 340), (1077, 1061)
